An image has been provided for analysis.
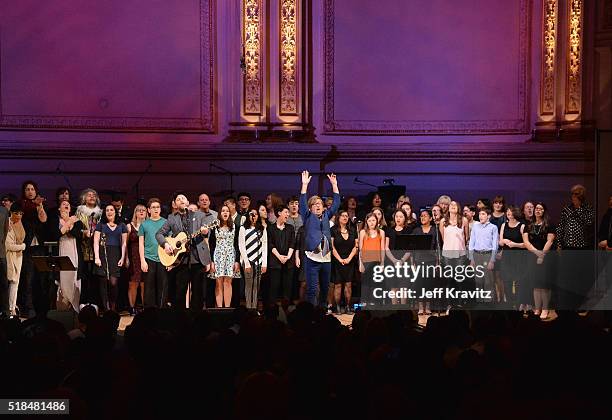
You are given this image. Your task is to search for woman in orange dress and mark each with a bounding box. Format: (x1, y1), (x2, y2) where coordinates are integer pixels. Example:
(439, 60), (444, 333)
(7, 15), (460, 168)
(359, 212), (385, 307)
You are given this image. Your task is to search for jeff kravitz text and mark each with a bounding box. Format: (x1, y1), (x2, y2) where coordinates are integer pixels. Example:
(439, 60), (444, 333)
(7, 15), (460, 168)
(371, 287), (493, 300)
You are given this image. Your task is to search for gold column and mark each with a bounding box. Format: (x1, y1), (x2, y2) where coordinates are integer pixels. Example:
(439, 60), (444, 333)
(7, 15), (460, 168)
(243, 0), (264, 116)
(540, 0), (558, 117)
(229, 0), (312, 142)
(279, 0), (298, 115)
(565, 0), (583, 116)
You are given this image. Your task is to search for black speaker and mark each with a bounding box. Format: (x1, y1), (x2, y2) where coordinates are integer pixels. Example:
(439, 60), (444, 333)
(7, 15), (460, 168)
(205, 308), (235, 330)
(46, 309), (77, 331)
(377, 185), (406, 207)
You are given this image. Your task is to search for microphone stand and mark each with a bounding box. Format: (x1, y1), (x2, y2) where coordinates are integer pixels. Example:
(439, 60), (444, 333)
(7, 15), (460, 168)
(353, 177), (378, 188)
(210, 162), (234, 195)
(132, 161), (153, 201)
(55, 161), (74, 191)
(433, 220), (442, 262)
(254, 229), (263, 310)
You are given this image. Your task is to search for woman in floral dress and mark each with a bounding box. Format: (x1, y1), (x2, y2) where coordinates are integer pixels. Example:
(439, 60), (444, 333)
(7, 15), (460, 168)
(208, 205), (240, 308)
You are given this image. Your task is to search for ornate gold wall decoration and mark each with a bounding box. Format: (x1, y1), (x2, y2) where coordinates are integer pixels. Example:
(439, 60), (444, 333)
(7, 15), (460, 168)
(566, 0), (583, 114)
(279, 0), (298, 115)
(541, 0), (557, 116)
(243, 0), (264, 115)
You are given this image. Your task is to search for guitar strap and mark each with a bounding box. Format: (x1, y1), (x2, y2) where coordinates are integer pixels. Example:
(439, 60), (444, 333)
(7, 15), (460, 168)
(179, 211), (190, 236)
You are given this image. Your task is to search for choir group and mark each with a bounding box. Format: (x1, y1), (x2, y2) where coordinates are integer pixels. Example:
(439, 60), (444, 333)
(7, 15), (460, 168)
(0, 174), (610, 321)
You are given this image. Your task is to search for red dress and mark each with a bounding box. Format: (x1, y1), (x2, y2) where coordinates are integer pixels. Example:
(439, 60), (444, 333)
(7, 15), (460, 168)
(128, 223), (142, 283)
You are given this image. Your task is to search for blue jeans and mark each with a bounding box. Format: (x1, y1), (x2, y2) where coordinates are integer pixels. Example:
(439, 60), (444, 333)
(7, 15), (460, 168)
(304, 257), (331, 307)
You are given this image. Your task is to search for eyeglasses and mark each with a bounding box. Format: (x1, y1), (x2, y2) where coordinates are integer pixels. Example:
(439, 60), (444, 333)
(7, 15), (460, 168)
(11, 211), (24, 215)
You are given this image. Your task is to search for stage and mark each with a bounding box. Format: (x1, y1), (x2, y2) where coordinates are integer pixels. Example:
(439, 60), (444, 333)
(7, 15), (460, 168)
(115, 310), (559, 333)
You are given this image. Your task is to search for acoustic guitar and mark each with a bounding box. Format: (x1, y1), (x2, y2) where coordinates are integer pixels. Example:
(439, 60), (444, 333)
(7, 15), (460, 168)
(158, 220), (219, 267)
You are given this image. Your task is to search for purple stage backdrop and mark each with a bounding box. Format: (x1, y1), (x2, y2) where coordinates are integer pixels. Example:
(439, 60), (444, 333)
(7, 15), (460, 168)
(0, 0), (606, 220)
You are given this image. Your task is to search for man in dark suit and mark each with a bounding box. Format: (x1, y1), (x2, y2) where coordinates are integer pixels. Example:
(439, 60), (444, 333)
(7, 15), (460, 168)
(156, 191), (212, 310)
(111, 193), (132, 225)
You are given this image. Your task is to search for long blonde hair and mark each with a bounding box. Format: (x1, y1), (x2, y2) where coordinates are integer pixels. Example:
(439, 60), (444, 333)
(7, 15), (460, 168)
(131, 204), (148, 225)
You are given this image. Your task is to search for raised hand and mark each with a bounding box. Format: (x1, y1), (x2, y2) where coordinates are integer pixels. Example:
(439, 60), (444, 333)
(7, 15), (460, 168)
(327, 173), (337, 186)
(301, 170), (312, 185)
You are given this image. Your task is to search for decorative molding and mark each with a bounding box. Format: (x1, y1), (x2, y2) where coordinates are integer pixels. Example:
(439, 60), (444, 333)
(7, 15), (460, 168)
(541, 0), (558, 116)
(323, 0), (531, 135)
(279, 0), (298, 115)
(243, 0), (264, 115)
(0, 0), (215, 132)
(0, 140), (593, 163)
(323, 0), (336, 133)
(565, 0), (583, 115)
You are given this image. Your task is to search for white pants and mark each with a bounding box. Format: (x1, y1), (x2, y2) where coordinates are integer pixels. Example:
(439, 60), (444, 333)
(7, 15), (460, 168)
(8, 278), (19, 315)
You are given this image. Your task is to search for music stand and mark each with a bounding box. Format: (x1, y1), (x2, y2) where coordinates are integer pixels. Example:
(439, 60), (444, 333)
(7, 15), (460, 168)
(395, 233), (433, 251)
(32, 256), (76, 273)
(32, 241), (76, 273)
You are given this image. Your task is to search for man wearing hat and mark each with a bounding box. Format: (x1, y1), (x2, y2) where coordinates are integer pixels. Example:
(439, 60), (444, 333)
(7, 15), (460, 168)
(1, 193), (16, 211)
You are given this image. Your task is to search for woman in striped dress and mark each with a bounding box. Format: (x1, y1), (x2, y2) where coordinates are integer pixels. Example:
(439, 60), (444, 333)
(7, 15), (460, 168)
(238, 208), (268, 309)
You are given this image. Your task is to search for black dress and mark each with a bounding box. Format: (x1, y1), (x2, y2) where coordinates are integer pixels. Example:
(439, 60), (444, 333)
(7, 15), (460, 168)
(490, 213), (507, 232)
(527, 223), (556, 289)
(501, 222), (525, 281)
(385, 227), (411, 288)
(331, 227), (357, 284)
(490, 213), (507, 272)
(412, 226), (442, 294)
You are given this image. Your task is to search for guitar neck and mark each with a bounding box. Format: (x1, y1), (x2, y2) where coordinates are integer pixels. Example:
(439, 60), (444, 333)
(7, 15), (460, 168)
(185, 221), (218, 240)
